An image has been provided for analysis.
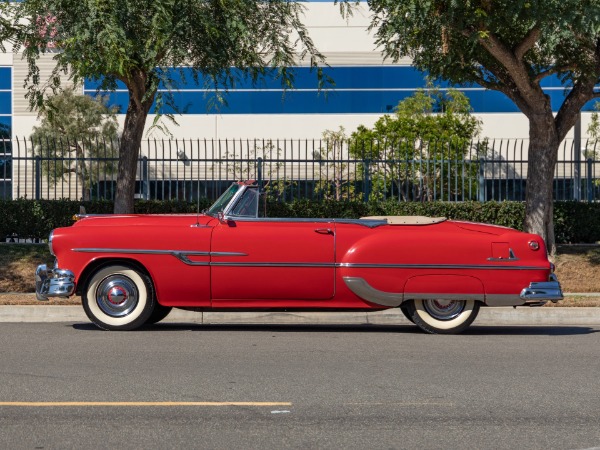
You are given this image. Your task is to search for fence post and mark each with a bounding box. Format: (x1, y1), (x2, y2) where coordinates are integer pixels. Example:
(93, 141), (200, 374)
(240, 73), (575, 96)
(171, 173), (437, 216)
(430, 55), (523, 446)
(257, 157), (263, 189)
(587, 158), (594, 203)
(142, 156), (149, 200)
(478, 158), (485, 202)
(363, 158), (370, 203)
(35, 155), (41, 200)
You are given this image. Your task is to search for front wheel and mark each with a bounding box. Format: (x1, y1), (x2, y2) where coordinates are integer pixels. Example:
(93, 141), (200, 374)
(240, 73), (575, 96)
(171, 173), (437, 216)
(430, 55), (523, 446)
(145, 304), (173, 325)
(404, 299), (480, 334)
(82, 264), (156, 331)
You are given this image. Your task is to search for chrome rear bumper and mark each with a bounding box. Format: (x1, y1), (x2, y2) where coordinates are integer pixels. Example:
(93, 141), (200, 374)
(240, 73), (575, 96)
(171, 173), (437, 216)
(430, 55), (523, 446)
(35, 264), (75, 301)
(519, 274), (563, 304)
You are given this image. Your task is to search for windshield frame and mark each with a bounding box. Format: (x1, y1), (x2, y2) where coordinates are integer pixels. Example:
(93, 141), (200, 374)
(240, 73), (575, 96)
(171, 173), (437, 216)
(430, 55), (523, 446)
(206, 183), (242, 216)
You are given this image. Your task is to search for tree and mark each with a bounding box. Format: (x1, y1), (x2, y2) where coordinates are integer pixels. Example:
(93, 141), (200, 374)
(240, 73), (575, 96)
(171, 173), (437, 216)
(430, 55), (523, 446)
(339, 0), (600, 253)
(30, 87), (119, 201)
(0, 0), (326, 213)
(313, 126), (357, 201)
(348, 87), (484, 201)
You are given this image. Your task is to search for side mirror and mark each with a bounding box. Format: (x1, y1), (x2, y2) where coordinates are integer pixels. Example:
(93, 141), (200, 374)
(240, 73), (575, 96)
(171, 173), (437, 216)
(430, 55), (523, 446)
(217, 211), (226, 224)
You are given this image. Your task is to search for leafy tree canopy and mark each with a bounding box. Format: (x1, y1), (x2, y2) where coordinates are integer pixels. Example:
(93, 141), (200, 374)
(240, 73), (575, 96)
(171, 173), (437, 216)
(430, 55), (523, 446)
(350, 87), (481, 151)
(338, 0), (600, 252)
(0, 0), (326, 213)
(31, 87), (118, 139)
(1, 0), (326, 112)
(30, 87), (119, 200)
(344, 87), (483, 201)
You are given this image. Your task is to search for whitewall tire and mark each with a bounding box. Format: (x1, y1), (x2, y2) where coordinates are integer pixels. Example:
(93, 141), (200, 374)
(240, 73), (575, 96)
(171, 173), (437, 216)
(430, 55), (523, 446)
(82, 265), (156, 331)
(405, 299), (480, 334)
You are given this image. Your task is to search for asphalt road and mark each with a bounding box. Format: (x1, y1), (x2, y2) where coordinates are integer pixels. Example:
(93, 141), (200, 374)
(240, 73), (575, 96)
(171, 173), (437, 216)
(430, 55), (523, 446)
(1, 322), (600, 450)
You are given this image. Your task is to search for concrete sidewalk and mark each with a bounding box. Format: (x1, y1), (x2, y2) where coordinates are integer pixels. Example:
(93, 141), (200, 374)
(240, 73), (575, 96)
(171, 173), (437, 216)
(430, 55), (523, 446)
(2, 305), (600, 326)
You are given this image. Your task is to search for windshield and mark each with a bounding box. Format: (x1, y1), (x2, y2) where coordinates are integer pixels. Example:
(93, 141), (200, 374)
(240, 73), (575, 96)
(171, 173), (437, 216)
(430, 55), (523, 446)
(207, 184), (241, 216)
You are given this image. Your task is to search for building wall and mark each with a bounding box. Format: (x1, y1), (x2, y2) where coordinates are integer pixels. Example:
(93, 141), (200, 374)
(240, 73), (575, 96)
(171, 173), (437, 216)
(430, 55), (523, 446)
(1, 1), (598, 200)
(3, 1), (599, 141)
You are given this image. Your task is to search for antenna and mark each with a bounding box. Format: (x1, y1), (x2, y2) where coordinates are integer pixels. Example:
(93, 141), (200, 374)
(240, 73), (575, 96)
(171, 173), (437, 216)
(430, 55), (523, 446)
(195, 178), (201, 226)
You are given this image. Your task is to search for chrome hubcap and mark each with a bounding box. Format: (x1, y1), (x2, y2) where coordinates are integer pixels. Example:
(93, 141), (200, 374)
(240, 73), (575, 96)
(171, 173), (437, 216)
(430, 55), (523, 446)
(96, 275), (139, 317)
(422, 299), (465, 321)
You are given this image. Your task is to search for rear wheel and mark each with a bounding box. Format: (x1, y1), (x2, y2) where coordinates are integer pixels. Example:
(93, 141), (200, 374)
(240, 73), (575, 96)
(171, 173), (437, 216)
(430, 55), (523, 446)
(82, 264), (155, 331)
(405, 299), (480, 334)
(399, 304), (414, 323)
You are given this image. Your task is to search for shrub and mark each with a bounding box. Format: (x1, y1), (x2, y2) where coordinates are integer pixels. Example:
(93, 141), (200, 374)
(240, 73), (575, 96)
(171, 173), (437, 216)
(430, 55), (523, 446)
(1, 198), (598, 243)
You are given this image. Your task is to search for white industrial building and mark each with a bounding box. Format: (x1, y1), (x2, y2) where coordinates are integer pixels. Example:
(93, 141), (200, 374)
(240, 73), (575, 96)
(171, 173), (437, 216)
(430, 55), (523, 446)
(0, 1), (595, 201)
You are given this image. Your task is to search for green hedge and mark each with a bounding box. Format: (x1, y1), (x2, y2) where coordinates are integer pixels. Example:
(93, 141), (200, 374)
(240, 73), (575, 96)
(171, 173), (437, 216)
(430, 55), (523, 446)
(2, 198), (599, 243)
(0, 199), (212, 241)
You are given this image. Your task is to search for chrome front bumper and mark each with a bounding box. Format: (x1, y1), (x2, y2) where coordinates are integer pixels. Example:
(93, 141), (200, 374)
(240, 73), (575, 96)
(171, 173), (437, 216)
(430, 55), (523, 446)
(519, 274), (563, 304)
(35, 264), (75, 301)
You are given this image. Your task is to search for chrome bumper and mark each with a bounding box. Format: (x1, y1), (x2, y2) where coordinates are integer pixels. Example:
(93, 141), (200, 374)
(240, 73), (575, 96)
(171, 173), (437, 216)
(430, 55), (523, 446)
(519, 274), (563, 304)
(35, 264), (75, 301)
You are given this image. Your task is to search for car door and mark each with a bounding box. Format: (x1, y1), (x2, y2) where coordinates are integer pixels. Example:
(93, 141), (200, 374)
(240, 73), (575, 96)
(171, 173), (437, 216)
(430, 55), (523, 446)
(210, 219), (335, 301)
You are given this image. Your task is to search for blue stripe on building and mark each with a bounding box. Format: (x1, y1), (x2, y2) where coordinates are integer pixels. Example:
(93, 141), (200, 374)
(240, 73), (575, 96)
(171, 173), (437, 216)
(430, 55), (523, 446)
(84, 66), (596, 115)
(0, 67), (12, 91)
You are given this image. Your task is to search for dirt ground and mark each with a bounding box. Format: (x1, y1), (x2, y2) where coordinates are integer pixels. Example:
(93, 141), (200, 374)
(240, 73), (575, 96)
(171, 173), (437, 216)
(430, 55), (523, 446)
(1, 243), (599, 306)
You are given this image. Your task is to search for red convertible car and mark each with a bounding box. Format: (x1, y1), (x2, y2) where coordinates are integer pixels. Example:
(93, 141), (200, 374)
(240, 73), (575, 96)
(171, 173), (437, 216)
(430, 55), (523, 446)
(36, 181), (563, 334)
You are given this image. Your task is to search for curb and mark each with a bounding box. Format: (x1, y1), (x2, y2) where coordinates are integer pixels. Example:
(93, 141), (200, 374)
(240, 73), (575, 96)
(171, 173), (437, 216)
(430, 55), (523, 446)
(2, 305), (600, 326)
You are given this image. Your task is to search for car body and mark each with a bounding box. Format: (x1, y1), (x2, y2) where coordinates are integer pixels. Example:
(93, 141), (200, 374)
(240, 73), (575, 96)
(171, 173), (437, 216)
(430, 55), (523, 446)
(35, 181), (563, 333)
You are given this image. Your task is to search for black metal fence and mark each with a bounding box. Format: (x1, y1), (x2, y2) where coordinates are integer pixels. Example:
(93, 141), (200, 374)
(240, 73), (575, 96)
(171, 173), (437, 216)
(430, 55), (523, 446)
(1, 137), (599, 202)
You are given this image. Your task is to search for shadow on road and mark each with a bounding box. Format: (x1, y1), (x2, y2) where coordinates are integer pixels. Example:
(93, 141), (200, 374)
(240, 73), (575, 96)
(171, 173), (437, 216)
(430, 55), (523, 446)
(71, 322), (599, 336)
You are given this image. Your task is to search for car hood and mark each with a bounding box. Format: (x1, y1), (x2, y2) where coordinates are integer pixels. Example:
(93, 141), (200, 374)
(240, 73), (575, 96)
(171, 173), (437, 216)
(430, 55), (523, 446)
(71, 214), (215, 228)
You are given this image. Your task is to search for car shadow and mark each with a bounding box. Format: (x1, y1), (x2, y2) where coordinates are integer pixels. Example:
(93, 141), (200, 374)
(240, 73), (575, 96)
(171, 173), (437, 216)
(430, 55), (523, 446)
(70, 322), (600, 336)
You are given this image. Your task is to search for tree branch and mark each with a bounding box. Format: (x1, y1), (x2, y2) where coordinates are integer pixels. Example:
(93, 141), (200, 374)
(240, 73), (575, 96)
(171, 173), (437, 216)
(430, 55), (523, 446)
(475, 31), (533, 93)
(533, 65), (576, 83)
(514, 27), (540, 60)
(555, 40), (600, 140)
(473, 64), (533, 115)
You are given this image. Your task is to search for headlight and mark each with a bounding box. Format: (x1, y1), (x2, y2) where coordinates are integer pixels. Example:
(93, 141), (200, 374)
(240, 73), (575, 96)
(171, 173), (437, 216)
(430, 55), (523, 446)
(48, 230), (55, 256)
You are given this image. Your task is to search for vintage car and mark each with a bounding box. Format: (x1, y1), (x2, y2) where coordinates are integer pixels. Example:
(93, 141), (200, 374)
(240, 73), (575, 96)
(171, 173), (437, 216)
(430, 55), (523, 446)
(35, 181), (563, 334)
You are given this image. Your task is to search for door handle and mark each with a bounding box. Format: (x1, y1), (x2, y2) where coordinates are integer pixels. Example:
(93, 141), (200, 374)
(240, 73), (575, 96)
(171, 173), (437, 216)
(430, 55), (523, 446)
(315, 228), (334, 235)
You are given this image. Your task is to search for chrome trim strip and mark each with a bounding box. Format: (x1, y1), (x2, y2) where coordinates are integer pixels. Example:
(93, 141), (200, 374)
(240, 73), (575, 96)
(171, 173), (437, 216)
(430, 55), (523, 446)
(73, 248), (210, 256)
(404, 292), (485, 301)
(211, 262), (333, 268)
(73, 248), (247, 266)
(222, 216), (385, 228)
(343, 277), (403, 307)
(73, 248), (247, 257)
(72, 248), (549, 271)
(338, 263), (546, 271)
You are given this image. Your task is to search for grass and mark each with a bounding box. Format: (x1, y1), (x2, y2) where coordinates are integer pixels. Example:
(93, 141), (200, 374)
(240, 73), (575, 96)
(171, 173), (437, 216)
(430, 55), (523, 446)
(0, 244), (50, 294)
(554, 244), (600, 293)
(1, 242), (599, 306)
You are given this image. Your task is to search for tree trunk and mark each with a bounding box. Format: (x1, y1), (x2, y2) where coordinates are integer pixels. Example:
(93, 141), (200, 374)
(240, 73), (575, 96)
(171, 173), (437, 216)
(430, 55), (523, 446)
(113, 73), (154, 214)
(523, 116), (560, 255)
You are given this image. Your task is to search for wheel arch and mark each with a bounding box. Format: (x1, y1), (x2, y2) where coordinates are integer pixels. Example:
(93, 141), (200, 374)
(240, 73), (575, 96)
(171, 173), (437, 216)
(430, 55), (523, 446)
(76, 258), (154, 297)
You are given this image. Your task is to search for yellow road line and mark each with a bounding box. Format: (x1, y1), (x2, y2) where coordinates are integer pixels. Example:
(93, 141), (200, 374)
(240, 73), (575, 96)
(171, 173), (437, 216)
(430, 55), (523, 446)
(0, 401), (292, 407)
